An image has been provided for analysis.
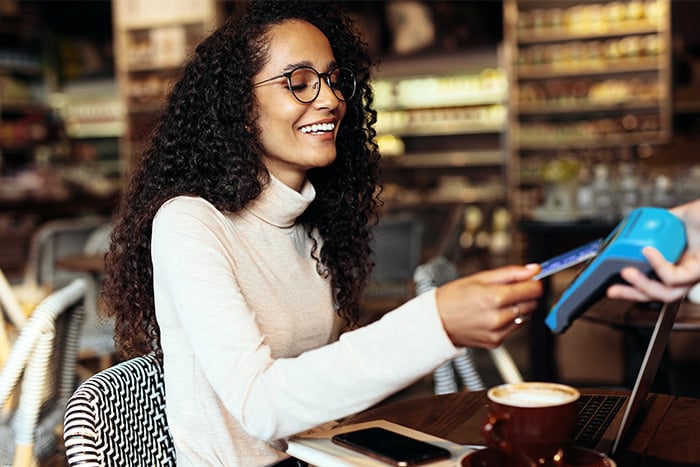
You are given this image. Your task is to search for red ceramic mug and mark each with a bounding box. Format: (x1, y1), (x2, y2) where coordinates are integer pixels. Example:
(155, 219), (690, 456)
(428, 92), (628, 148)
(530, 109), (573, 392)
(482, 382), (580, 467)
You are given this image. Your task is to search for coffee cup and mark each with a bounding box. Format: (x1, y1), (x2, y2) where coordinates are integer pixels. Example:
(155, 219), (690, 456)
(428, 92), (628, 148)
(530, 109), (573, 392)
(482, 382), (580, 467)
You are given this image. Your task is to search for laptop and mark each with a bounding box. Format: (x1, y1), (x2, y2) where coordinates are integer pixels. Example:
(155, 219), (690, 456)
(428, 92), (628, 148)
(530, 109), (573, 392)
(572, 296), (684, 455)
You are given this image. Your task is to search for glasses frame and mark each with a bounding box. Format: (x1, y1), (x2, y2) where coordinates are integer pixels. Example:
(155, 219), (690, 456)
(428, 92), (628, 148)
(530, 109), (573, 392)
(253, 65), (356, 104)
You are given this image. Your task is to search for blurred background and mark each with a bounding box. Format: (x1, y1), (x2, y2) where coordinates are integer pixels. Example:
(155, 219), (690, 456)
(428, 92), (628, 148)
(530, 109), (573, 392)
(3, 0), (700, 421)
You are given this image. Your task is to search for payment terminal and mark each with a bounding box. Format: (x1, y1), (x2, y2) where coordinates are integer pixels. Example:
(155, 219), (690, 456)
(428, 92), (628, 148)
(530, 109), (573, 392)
(545, 206), (686, 334)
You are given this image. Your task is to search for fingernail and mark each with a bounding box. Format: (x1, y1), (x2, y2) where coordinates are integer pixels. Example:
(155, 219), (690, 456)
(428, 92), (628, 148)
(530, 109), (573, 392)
(525, 263), (540, 270)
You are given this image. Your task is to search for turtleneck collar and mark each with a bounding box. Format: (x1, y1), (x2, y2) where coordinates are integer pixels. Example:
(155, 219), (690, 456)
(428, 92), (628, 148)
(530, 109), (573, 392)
(244, 175), (316, 228)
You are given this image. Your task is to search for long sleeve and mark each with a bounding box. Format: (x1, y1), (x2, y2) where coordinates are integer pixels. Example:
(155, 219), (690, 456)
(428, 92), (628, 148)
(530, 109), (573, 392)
(152, 193), (459, 465)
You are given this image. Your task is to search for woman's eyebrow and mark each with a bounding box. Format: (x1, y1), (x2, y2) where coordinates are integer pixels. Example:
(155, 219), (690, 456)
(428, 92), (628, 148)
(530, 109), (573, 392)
(282, 60), (312, 72)
(281, 60), (339, 73)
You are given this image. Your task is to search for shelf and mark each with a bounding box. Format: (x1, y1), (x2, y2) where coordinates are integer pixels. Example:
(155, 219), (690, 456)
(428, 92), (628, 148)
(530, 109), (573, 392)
(112, 0), (219, 169)
(379, 122), (505, 138)
(383, 192), (507, 210)
(122, 62), (184, 73)
(65, 121), (125, 139)
(382, 150), (504, 169)
(375, 92), (506, 112)
(504, 0), (671, 229)
(374, 48), (503, 79)
(516, 57), (663, 79)
(517, 22), (663, 44)
(518, 99), (663, 115)
(0, 100), (45, 113)
(113, 0), (215, 31)
(517, 130), (670, 150)
(0, 61), (43, 76)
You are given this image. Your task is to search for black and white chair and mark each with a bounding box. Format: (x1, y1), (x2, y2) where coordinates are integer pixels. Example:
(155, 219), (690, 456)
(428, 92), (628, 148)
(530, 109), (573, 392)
(0, 278), (86, 467)
(63, 352), (177, 467)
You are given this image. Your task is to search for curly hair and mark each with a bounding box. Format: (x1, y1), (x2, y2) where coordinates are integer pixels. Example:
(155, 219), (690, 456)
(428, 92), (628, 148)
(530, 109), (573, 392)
(102, 0), (381, 359)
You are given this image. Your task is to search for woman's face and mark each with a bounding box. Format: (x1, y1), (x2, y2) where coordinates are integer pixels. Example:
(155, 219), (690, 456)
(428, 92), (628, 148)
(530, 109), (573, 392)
(253, 20), (347, 191)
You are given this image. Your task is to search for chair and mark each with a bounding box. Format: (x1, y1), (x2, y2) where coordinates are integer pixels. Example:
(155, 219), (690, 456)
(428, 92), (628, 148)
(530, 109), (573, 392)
(414, 256), (524, 394)
(63, 353), (177, 467)
(21, 217), (116, 373)
(0, 267), (27, 366)
(22, 217), (107, 290)
(0, 267), (27, 331)
(0, 278), (86, 467)
(363, 215), (424, 315)
(73, 222), (116, 372)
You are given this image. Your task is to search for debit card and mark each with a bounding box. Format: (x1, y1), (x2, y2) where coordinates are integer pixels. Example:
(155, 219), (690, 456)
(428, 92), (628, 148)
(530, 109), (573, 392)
(533, 238), (603, 281)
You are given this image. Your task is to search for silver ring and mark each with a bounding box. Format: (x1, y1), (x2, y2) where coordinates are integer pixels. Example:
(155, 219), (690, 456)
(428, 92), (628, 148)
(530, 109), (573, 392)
(513, 305), (525, 325)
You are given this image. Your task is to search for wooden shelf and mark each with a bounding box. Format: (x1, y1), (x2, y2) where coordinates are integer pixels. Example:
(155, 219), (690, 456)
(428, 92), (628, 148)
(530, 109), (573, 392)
(112, 0), (219, 169)
(504, 0), (672, 228)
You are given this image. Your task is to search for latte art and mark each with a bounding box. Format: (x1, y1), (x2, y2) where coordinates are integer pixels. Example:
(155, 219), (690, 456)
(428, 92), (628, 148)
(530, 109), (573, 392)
(489, 383), (579, 407)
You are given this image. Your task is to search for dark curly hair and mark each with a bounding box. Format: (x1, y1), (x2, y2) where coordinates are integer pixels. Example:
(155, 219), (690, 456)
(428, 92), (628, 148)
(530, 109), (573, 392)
(102, 0), (381, 359)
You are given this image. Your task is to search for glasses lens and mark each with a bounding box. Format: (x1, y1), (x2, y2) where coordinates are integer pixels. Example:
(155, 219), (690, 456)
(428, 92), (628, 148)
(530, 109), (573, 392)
(289, 67), (320, 103)
(329, 67), (356, 102)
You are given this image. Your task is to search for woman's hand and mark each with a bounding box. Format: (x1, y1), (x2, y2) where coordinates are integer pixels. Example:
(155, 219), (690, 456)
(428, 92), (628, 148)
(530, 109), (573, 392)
(435, 264), (542, 349)
(607, 200), (700, 303)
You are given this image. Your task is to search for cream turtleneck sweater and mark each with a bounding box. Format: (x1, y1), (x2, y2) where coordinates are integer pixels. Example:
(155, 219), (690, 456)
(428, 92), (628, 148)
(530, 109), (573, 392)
(151, 176), (459, 466)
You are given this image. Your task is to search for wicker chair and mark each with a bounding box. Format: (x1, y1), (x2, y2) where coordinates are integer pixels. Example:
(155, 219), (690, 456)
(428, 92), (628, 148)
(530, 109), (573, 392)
(63, 353), (176, 467)
(414, 256), (524, 394)
(0, 267), (27, 366)
(0, 278), (86, 467)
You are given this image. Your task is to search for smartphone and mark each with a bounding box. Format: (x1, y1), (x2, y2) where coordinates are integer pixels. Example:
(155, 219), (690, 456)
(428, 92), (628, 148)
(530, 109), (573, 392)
(331, 427), (451, 466)
(532, 238), (603, 281)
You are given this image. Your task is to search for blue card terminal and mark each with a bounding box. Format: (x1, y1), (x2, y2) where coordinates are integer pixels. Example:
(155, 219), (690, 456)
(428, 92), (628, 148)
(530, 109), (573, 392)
(545, 207), (686, 334)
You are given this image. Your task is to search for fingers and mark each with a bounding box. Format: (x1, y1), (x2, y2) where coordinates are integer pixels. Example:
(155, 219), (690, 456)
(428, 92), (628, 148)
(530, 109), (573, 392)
(643, 247), (679, 283)
(498, 300), (539, 329)
(468, 264), (541, 285)
(607, 266), (688, 303)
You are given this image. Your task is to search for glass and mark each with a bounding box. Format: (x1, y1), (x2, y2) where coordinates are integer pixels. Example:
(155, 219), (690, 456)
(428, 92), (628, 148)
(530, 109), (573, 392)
(253, 66), (356, 103)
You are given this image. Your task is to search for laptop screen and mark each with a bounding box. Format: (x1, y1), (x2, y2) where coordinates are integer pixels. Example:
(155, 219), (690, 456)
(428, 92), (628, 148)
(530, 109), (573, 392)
(611, 296), (685, 454)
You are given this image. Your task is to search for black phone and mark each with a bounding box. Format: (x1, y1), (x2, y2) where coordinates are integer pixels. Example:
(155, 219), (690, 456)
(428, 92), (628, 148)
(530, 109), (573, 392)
(331, 427), (451, 466)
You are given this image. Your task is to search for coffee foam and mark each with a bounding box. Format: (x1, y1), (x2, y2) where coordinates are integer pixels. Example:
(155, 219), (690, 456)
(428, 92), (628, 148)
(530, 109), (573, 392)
(489, 383), (579, 408)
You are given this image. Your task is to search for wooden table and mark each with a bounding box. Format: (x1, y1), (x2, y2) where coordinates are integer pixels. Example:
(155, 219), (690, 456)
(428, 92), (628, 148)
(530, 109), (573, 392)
(341, 388), (700, 467)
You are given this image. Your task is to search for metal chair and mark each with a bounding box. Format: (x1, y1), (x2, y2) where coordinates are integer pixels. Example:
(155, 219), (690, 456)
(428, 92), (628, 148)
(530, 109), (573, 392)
(22, 217), (116, 372)
(63, 353), (176, 467)
(414, 256), (524, 394)
(23, 217), (107, 290)
(0, 278), (86, 467)
(364, 215), (424, 306)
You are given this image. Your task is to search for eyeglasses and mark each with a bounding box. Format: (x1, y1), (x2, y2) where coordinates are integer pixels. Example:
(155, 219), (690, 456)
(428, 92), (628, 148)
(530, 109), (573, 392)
(253, 65), (356, 104)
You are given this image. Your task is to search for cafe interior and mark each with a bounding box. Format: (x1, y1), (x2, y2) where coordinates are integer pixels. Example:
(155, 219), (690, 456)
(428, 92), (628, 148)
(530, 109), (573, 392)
(2, 0), (700, 466)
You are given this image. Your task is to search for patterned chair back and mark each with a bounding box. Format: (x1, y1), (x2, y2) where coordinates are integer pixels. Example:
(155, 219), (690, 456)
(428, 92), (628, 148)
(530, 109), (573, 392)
(63, 353), (176, 466)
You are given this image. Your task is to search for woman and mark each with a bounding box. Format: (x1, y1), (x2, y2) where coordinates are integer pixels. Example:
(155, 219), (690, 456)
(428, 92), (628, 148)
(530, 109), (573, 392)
(103, 1), (542, 465)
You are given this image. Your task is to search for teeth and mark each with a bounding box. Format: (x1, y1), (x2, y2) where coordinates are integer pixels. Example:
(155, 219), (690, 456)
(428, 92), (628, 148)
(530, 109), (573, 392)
(300, 122), (335, 133)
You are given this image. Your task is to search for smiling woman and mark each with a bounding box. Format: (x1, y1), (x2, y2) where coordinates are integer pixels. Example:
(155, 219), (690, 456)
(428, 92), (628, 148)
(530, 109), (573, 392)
(100, 1), (542, 465)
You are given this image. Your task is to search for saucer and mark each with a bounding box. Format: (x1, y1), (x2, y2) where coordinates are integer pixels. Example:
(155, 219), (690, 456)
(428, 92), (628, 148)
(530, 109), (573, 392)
(458, 446), (616, 467)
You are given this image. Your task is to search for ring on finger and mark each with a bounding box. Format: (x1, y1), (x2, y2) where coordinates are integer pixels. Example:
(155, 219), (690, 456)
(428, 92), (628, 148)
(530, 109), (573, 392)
(512, 305), (526, 325)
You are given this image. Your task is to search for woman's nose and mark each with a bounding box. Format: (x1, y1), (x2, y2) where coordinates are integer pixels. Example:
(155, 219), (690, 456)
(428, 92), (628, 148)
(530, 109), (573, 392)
(313, 78), (340, 108)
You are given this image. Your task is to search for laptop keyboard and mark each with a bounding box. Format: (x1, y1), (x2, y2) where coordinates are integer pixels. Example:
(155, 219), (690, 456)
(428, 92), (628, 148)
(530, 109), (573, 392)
(574, 394), (627, 449)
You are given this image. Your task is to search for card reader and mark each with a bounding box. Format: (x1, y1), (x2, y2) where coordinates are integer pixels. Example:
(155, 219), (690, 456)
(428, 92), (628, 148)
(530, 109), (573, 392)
(545, 206), (686, 334)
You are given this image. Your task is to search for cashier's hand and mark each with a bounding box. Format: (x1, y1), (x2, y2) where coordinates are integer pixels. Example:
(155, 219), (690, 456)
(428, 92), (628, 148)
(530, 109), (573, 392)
(607, 200), (700, 303)
(435, 264), (542, 349)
